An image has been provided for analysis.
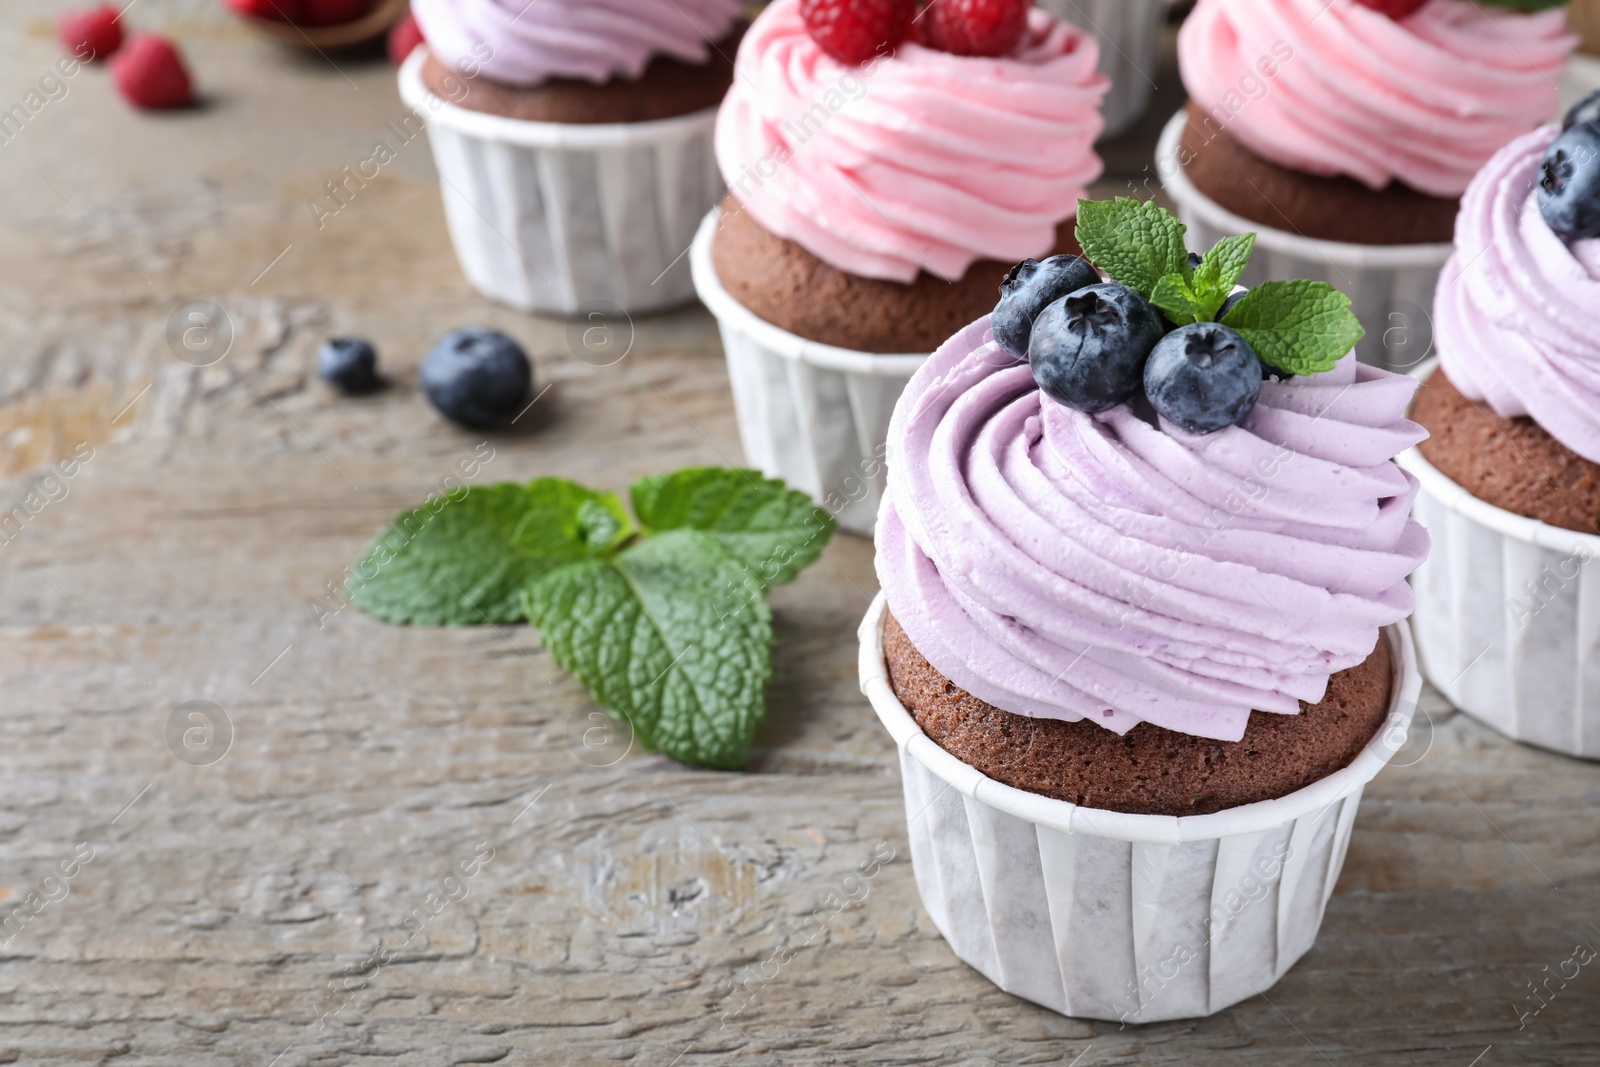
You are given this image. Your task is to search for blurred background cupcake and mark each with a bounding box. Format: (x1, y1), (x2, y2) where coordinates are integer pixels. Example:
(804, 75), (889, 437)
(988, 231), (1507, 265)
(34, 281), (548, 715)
(399, 0), (746, 316)
(1158, 0), (1575, 371)
(1034, 0), (1168, 137)
(691, 0), (1109, 536)
(1401, 109), (1600, 759)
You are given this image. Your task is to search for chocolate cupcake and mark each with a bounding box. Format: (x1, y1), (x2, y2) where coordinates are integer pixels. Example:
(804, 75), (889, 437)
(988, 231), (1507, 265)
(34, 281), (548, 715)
(1158, 0), (1576, 369)
(690, 0), (1110, 536)
(398, 0), (745, 314)
(1400, 118), (1600, 759)
(861, 201), (1428, 1021)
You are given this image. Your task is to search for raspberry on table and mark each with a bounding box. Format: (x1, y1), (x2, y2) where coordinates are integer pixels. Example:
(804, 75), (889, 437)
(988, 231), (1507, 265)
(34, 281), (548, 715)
(222, 0), (303, 23)
(111, 33), (193, 110)
(799, 0), (916, 65)
(916, 0), (1031, 58)
(57, 4), (123, 62)
(301, 0), (369, 26)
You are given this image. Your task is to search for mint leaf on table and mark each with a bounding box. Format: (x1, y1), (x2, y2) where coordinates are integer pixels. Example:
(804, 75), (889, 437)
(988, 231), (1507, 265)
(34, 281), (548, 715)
(350, 466), (834, 769)
(1190, 232), (1256, 317)
(347, 479), (628, 625)
(632, 467), (834, 588)
(1220, 279), (1365, 377)
(524, 530), (772, 771)
(1075, 197), (1191, 299)
(1149, 273), (1210, 328)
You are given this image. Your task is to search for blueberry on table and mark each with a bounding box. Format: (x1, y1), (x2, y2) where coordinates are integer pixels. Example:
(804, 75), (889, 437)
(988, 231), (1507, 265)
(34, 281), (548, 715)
(1144, 323), (1262, 435)
(1028, 282), (1164, 413)
(421, 328), (532, 428)
(318, 337), (380, 393)
(993, 255), (1100, 360)
(1565, 89), (1600, 132)
(1538, 125), (1600, 241)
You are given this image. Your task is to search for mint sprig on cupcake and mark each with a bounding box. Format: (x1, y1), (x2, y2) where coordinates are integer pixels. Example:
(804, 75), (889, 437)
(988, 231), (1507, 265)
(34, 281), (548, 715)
(993, 197), (1364, 434)
(349, 468), (835, 770)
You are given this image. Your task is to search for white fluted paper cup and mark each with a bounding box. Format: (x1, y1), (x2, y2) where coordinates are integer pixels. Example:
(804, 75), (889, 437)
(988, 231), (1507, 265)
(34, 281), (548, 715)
(398, 49), (723, 316)
(1036, 0), (1165, 139)
(689, 210), (929, 538)
(858, 592), (1419, 1022)
(1398, 361), (1600, 760)
(1156, 111), (1452, 374)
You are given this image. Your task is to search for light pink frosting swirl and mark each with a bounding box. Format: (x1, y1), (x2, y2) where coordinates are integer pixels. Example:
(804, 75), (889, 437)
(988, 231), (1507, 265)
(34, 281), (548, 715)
(715, 0), (1109, 284)
(1178, 0), (1574, 197)
(412, 0), (743, 86)
(1437, 126), (1600, 463)
(876, 319), (1430, 741)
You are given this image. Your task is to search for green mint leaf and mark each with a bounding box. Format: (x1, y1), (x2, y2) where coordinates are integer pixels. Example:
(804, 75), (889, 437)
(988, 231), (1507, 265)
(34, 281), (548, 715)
(348, 479), (626, 625)
(1190, 233), (1256, 318)
(577, 498), (631, 551)
(524, 530), (772, 770)
(1220, 279), (1365, 377)
(1149, 273), (1209, 328)
(1075, 197), (1190, 299)
(630, 467), (835, 589)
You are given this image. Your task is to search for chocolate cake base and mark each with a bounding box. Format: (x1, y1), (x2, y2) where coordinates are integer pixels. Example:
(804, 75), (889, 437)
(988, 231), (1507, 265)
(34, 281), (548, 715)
(420, 25), (744, 126)
(883, 612), (1394, 817)
(1179, 101), (1458, 246)
(1414, 368), (1600, 535)
(710, 196), (1081, 353)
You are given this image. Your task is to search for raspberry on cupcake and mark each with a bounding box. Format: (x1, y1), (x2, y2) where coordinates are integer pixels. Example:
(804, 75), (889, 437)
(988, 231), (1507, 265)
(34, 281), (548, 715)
(861, 197), (1429, 1021)
(692, 0), (1110, 534)
(398, 0), (747, 314)
(1161, 0), (1577, 368)
(1402, 98), (1600, 758)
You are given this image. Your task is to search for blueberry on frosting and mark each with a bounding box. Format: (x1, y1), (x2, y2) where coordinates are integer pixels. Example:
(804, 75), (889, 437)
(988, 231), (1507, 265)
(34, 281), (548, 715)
(1027, 282), (1162, 413)
(1143, 323), (1262, 434)
(1538, 125), (1600, 241)
(992, 255), (1099, 361)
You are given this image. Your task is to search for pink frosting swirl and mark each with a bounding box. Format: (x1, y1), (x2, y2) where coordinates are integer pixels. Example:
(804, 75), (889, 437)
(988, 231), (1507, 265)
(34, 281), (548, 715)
(412, 0), (743, 86)
(1437, 126), (1600, 463)
(876, 319), (1430, 742)
(1178, 0), (1575, 198)
(714, 0), (1109, 284)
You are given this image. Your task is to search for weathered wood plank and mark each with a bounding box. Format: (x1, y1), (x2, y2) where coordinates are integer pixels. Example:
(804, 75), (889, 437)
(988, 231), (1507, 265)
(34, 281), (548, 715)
(1, 5), (1597, 1065)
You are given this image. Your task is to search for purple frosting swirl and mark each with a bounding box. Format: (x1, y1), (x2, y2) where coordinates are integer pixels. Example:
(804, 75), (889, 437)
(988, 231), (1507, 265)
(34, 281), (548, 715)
(412, 0), (744, 86)
(1436, 125), (1600, 463)
(876, 319), (1430, 742)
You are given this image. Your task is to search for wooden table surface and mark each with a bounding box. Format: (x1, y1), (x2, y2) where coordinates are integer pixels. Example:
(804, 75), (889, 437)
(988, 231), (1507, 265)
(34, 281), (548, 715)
(2, 4), (1598, 1064)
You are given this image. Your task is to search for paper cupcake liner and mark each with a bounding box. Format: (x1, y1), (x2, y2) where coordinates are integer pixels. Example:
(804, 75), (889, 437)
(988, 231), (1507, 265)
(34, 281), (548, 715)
(1156, 111), (1452, 374)
(398, 49), (723, 316)
(858, 593), (1420, 1022)
(1035, 0), (1166, 139)
(689, 210), (929, 538)
(1398, 362), (1600, 760)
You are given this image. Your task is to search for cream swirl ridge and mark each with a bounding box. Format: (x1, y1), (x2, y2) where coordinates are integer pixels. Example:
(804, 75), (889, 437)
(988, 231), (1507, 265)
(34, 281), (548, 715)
(412, 0), (743, 86)
(876, 320), (1430, 742)
(714, 0), (1108, 284)
(1437, 126), (1600, 463)
(1178, 0), (1574, 198)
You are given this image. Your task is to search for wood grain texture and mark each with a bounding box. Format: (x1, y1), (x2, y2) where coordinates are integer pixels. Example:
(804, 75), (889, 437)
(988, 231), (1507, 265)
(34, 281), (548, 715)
(1, 6), (1598, 1065)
